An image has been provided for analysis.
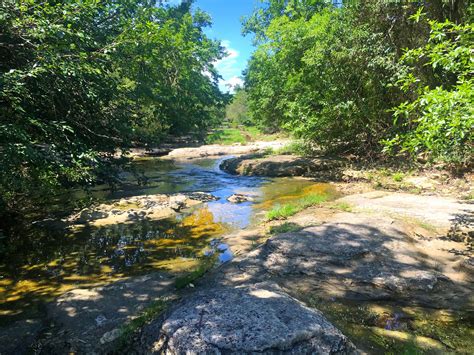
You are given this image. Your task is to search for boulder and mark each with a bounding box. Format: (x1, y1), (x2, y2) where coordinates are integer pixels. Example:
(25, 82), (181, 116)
(220, 155), (345, 178)
(142, 282), (357, 354)
(227, 193), (254, 203)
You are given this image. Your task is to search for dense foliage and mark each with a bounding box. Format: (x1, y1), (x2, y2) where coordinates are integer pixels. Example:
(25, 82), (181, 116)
(0, 0), (226, 212)
(386, 14), (473, 168)
(243, 0), (472, 165)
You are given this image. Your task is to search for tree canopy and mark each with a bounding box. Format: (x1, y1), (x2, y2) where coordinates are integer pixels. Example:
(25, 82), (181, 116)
(0, 0), (227, 212)
(243, 0), (473, 167)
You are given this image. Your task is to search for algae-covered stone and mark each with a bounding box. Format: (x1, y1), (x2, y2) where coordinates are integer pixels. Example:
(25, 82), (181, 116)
(143, 282), (357, 354)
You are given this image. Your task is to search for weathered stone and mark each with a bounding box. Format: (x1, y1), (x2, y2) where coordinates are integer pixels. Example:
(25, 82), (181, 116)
(142, 282), (357, 354)
(65, 192), (218, 226)
(168, 194), (188, 211)
(227, 193), (254, 203)
(42, 273), (175, 353)
(164, 140), (289, 159)
(220, 154), (345, 177)
(258, 213), (471, 308)
(100, 328), (122, 344)
(339, 191), (474, 229)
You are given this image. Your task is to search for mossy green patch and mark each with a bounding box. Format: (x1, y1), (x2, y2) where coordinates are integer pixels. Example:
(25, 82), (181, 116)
(266, 193), (328, 220)
(114, 298), (169, 351)
(304, 295), (473, 354)
(269, 222), (302, 234)
(329, 202), (353, 212)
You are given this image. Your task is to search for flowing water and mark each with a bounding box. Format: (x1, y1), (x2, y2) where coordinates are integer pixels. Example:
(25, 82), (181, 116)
(0, 156), (336, 325)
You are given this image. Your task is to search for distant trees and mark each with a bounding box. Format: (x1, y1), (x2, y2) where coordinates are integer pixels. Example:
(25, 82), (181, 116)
(0, 0), (226, 212)
(225, 88), (251, 127)
(243, 0), (473, 167)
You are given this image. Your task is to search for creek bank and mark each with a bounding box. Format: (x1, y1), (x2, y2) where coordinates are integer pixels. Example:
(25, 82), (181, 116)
(152, 191), (473, 353)
(220, 153), (473, 199)
(220, 154), (345, 178)
(163, 140), (289, 160)
(65, 192), (218, 226)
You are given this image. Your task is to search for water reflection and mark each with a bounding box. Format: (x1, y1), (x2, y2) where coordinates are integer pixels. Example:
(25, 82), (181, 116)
(0, 156), (336, 324)
(0, 207), (227, 323)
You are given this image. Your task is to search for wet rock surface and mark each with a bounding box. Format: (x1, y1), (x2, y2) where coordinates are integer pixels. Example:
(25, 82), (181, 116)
(141, 282), (357, 354)
(220, 154), (345, 178)
(66, 192), (218, 226)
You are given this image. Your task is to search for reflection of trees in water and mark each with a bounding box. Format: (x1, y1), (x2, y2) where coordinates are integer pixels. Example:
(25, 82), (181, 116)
(0, 207), (226, 320)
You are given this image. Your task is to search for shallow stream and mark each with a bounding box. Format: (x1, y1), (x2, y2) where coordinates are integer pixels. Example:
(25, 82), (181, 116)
(0, 156), (336, 325)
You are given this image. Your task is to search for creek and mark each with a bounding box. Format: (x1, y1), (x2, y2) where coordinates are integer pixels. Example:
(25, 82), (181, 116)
(0, 156), (336, 326)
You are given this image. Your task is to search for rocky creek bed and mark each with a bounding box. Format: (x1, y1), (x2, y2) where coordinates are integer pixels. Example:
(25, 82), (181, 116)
(1, 143), (473, 354)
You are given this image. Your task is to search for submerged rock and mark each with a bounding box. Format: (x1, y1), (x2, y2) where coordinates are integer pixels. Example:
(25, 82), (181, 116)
(66, 192), (218, 226)
(142, 282), (357, 354)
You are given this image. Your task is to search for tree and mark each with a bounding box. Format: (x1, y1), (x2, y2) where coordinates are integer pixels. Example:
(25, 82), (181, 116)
(243, 0), (472, 162)
(225, 88), (251, 126)
(0, 0), (226, 213)
(384, 12), (473, 169)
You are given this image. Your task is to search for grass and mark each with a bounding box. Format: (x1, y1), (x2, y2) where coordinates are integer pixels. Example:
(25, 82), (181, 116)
(330, 202), (353, 212)
(391, 171), (406, 182)
(205, 126), (285, 145)
(461, 192), (473, 200)
(269, 222), (302, 234)
(206, 128), (247, 145)
(272, 140), (310, 156)
(266, 193), (328, 220)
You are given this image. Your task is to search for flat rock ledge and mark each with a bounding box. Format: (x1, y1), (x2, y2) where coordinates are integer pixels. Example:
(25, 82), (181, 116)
(141, 282), (357, 354)
(66, 192), (218, 226)
(164, 140), (289, 160)
(220, 154), (345, 178)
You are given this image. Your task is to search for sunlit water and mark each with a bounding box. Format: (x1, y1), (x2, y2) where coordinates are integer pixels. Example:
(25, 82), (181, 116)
(0, 156), (336, 324)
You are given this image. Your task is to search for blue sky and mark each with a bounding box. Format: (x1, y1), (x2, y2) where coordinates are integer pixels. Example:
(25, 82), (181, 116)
(167, 0), (257, 92)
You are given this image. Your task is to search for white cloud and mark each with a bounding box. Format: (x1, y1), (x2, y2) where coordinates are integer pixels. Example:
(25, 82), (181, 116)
(220, 76), (244, 92)
(215, 40), (244, 93)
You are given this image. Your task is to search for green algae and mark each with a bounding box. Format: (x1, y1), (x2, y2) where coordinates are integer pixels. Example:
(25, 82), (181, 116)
(0, 207), (227, 325)
(305, 295), (474, 354)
